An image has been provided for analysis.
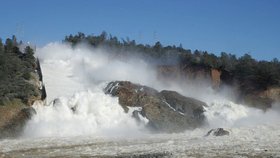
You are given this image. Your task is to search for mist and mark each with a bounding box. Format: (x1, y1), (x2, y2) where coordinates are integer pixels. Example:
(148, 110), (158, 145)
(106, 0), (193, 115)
(23, 42), (280, 138)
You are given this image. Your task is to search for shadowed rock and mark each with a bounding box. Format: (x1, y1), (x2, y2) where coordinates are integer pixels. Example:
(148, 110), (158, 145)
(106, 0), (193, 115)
(206, 128), (230, 137)
(0, 107), (36, 138)
(105, 81), (207, 133)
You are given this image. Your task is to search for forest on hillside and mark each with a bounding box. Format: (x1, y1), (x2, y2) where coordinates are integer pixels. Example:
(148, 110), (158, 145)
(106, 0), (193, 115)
(64, 32), (280, 94)
(1, 33), (279, 107)
(0, 36), (39, 106)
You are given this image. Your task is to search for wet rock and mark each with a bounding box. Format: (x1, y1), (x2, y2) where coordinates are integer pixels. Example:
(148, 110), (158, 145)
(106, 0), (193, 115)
(71, 106), (77, 113)
(132, 110), (142, 122)
(52, 98), (62, 106)
(105, 81), (207, 133)
(206, 128), (230, 137)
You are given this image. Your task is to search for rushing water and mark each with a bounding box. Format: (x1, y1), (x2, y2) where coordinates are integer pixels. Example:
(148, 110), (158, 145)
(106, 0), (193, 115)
(1, 125), (280, 157)
(1, 43), (280, 157)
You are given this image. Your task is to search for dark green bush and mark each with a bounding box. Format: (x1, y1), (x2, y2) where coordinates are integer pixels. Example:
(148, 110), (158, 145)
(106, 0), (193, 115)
(22, 72), (31, 80)
(0, 36), (37, 106)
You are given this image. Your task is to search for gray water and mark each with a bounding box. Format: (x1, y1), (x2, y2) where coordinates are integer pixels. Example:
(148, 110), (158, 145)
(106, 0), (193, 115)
(1, 126), (280, 157)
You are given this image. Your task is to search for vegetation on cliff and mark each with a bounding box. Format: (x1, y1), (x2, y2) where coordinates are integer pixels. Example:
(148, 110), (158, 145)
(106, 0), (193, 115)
(0, 36), (39, 106)
(64, 32), (280, 95)
(0, 36), (46, 137)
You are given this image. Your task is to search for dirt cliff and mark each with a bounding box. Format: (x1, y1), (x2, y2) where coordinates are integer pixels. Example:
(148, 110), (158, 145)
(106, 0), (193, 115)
(157, 65), (221, 88)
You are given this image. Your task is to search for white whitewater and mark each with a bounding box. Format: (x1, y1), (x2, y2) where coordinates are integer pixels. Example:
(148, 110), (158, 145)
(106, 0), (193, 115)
(1, 43), (280, 157)
(23, 43), (148, 138)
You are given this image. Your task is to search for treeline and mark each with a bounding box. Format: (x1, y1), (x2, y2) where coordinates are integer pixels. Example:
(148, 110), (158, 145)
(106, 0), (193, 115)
(0, 36), (38, 105)
(64, 32), (181, 64)
(64, 32), (280, 93)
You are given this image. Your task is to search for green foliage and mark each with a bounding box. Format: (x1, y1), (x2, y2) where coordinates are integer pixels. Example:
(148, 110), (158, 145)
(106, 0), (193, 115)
(5, 38), (13, 53)
(24, 46), (34, 56)
(22, 72), (31, 80)
(0, 36), (37, 106)
(220, 52), (237, 71)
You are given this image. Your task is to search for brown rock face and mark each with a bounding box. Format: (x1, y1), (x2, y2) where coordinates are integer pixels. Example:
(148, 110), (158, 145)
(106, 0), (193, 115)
(104, 81), (207, 132)
(0, 107), (36, 138)
(211, 69), (221, 89)
(157, 65), (221, 88)
(243, 94), (274, 110)
(260, 88), (280, 102)
(243, 87), (280, 110)
(0, 100), (23, 128)
(157, 65), (182, 81)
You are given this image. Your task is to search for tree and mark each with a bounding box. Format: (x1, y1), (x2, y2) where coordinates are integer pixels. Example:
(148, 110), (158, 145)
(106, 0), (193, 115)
(220, 52), (237, 71)
(272, 58), (279, 64)
(100, 31), (107, 42)
(0, 38), (3, 52)
(154, 41), (162, 50)
(0, 36), (39, 106)
(234, 53), (258, 93)
(201, 52), (219, 68)
(12, 35), (17, 45)
(5, 38), (13, 52)
(253, 61), (280, 90)
(25, 46), (34, 57)
(23, 46), (36, 67)
(152, 41), (163, 57)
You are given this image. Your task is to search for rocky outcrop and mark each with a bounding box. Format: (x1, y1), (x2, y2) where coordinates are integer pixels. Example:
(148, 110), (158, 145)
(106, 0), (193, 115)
(104, 81), (207, 132)
(205, 128), (230, 137)
(157, 65), (221, 88)
(157, 65), (182, 81)
(242, 88), (280, 110)
(259, 87), (280, 102)
(0, 107), (36, 138)
(243, 94), (274, 110)
(27, 58), (46, 106)
(211, 69), (221, 89)
(237, 85), (280, 111)
(157, 65), (211, 82)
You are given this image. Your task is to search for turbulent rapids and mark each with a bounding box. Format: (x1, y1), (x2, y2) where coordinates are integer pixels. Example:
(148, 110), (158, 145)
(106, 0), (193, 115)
(1, 43), (280, 157)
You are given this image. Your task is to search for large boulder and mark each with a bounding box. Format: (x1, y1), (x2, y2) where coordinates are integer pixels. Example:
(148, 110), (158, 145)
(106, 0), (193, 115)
(104, 81), (207, 133)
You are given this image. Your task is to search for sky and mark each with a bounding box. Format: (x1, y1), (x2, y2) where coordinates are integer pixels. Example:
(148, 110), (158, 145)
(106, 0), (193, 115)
(0, 0), (279, 61)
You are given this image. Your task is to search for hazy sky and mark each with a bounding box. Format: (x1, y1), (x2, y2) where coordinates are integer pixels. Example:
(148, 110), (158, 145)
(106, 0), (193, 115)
(0, 0), (279, 60)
